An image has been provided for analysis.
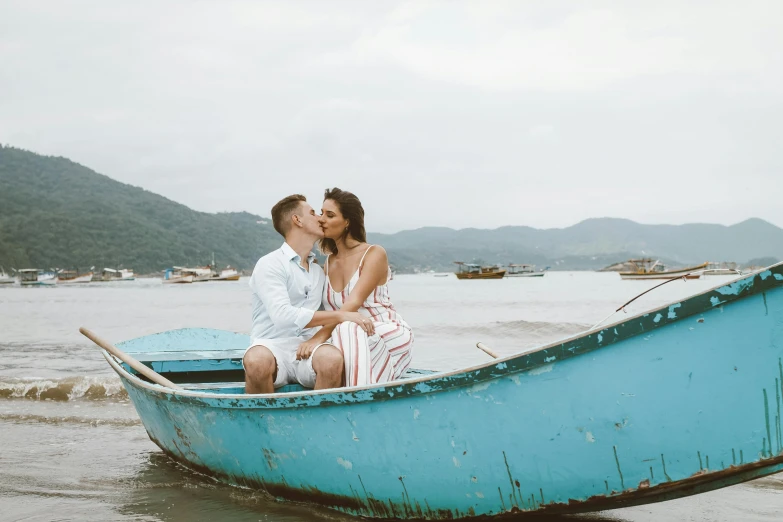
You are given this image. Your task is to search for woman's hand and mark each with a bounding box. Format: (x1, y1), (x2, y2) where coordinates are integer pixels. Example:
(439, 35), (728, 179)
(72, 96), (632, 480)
(340, 311), (375, 335)
(296, 338), (322, 360)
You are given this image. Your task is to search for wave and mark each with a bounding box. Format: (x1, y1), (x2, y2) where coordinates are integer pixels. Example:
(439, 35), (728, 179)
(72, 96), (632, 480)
(0, 376), (127, 401)
(0, 412), (141, 427)
(419, 319), (590, 339)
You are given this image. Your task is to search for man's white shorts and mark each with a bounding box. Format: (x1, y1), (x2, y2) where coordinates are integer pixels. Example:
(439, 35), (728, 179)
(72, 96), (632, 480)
(243, 337), (326, 389)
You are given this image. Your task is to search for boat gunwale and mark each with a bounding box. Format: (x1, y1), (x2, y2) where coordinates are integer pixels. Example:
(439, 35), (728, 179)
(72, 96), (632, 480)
(104, 263), (783, 408)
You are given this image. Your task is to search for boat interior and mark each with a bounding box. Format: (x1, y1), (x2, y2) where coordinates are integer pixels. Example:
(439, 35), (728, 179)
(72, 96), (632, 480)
(115, 329), (435, 395)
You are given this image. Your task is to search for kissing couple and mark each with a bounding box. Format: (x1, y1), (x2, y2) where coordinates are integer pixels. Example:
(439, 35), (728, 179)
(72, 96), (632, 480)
(243, 188), (414, 393)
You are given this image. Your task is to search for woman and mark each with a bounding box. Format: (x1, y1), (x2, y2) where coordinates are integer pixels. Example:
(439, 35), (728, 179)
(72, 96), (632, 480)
(296, 187), (413, 387)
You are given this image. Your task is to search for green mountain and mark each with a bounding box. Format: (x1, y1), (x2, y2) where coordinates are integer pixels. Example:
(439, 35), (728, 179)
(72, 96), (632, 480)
(0, 145), (280, 273)
(1, 145), (780, 274)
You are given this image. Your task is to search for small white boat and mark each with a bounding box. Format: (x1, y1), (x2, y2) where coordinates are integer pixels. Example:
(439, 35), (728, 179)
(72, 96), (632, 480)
(211, 267), (240, 281)
(100, 268), (135, 281)
(163, 268), (194, 284)
(506, 264), (546, 278)
(18, 269), (57, 286)
(619, 259), (707, 280)
(176, 266), (213, 282)
(703, 262), (743, 276)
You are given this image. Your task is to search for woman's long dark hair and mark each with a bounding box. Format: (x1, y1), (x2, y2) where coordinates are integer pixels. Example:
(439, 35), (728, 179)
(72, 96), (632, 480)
(319, 187), (366, 255)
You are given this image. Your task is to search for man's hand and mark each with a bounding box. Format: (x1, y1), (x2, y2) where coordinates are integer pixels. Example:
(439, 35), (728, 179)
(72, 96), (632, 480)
(296, 338), (321, 360)
(340, 311), (375, 335)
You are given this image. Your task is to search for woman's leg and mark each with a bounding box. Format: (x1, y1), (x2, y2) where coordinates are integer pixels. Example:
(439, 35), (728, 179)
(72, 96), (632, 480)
(332, 321), (372, 386)
(375, 322), (414, 380)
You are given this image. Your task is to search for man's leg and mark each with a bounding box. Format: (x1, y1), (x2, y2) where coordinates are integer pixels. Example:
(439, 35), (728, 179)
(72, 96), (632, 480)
(311, 344), (345, 390)
(244, 345), (278, 394)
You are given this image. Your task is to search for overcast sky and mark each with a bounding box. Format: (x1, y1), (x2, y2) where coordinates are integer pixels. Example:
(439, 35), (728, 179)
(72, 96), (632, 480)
(1, 1), (782, 232)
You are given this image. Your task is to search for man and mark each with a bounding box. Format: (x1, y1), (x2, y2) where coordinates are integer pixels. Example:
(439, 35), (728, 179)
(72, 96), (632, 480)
(244, 194), (374, 394)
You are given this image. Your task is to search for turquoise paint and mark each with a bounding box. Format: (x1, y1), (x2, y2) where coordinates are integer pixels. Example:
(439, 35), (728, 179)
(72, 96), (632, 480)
(102, 264), (783, 518)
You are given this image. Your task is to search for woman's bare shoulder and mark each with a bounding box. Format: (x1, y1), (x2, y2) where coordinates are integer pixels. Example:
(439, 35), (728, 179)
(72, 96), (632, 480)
(363, 245), (388, 266)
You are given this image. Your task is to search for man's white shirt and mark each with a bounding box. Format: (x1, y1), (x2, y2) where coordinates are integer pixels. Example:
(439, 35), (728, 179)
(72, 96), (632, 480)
(249, 242), (325, 342)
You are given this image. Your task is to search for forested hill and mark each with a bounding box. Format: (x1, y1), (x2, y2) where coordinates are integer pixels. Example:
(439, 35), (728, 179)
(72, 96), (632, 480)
(0, 146), (280, 273)
(1, 145), (781, 274)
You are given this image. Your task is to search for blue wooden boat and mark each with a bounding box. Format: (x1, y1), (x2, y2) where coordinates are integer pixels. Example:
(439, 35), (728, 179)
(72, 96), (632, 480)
(84, 263), (783, 519)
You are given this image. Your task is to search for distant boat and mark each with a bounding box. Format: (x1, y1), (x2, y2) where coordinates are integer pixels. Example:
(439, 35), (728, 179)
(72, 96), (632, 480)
(163, 268), (194, 284)
(454, 262), (506, 280)
(506, 264), (545, 278)
(211, 267), (241, 281)
(99, 268), (135, 282)
(434, 273), (451, 278)
(57, 270), (94, 284)
(176, 266), (213, 282)
(0, 267), (15, 285)
(18, 269), (57, 286)
(704, 262), (742, 276)
(619, 259), (708, 280)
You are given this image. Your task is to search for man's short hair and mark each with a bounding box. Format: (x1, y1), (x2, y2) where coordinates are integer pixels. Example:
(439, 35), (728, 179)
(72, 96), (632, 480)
(271, 194), (306, 237)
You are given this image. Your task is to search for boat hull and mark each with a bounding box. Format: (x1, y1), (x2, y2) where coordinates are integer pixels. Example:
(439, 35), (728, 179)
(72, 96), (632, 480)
(505, 272), (545, 278)
(110, 266), (783, 518)
(57, 272), (94, 284)
(212, 274), (241, 281)
(21, 278), (57, 286)
(455, 270), (506, 280)
(162, 275), (194, 284)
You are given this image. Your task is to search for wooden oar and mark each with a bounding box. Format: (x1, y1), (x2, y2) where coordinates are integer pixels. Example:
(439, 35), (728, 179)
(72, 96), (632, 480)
(79, 327), (182, 390)
(476, 342), (500, 359)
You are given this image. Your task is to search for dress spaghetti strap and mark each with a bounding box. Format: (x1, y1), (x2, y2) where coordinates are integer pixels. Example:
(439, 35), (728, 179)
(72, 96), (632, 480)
(358, 245), (375, 270)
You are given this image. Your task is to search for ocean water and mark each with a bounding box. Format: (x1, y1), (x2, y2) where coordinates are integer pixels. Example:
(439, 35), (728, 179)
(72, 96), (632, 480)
(1, 272), (781, 521)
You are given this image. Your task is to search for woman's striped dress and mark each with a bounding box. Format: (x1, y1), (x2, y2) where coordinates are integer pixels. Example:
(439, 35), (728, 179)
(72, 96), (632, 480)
(323, 246), (414, 387)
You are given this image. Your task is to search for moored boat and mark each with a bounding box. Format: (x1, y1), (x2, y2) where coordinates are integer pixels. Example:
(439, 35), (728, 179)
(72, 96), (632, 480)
(704, 262), (742, 276)
(18, 269), (57, 286)
(162, 268), (194, 284)
(211, 267), (240, 281)
(83, 263), (783, 519)
(0, 267), (15, 284)
(99, 268), (135, 282)
(619, 259), (708, 280)
(56, 270), (94, 284)
(176, 266), (213, 282)
(506, 264), (546, 278)
(454, 262), (506, 280)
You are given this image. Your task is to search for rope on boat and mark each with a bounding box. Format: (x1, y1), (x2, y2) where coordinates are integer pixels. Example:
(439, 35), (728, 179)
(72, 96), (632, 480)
(589, 268), (743, 330)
